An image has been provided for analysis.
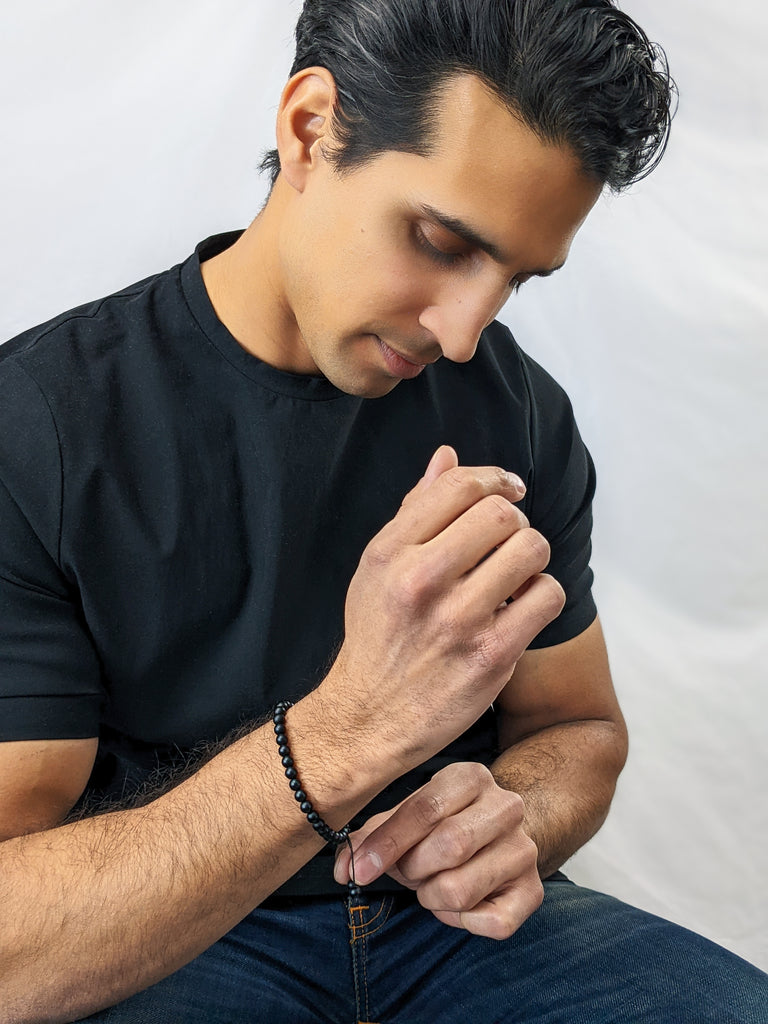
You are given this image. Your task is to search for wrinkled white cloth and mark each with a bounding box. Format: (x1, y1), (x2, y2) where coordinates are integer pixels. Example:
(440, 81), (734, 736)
(0, 0), (765, 970)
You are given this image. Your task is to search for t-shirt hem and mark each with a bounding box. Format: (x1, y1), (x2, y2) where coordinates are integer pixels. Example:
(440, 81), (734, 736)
(0, 694), (102, 741)
(527, 597), (598, 650)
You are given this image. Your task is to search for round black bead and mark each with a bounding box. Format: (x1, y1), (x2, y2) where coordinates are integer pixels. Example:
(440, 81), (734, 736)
(285, 767), (298, 780)
(281, 756), (294, 769)
(289, 778), (302, 791)
(293, 790), (307, 803)
(300, 801), (313, 815)
(306, 811), (320, 824)
(278, 745), (290, 757)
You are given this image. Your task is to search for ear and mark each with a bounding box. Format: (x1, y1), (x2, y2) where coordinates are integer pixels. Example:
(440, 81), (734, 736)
(276, 67), (338, 192)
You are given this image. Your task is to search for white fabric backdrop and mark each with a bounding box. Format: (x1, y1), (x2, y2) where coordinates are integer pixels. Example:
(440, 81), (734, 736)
(1, 1), (765, 969)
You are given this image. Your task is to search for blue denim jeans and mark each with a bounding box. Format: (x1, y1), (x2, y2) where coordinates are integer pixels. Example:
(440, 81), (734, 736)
(82, 875), (767, 1023)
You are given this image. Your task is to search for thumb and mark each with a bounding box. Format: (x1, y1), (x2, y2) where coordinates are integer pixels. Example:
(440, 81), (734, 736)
(400, 445), (460, 510)
(422, 445), (459, 488)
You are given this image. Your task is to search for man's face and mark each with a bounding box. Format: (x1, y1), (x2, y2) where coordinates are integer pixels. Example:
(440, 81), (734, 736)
(277, 75), (602, 398)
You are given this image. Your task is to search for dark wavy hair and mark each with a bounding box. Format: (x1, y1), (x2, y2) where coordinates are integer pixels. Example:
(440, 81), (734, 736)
(261, 0), (675, 193)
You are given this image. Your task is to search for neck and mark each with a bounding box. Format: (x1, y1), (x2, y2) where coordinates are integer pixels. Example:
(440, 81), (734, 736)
(200, 186), (315, 374)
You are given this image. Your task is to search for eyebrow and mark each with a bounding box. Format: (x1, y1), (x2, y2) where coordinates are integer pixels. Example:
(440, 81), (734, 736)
(418, 203), (566, 278)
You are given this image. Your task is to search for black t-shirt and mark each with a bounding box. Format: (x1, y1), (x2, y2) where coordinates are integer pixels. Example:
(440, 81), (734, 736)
(0, 232), (596, 894)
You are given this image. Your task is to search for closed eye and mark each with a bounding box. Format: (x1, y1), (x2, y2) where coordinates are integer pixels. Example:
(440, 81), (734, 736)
(413, 223), (467, 268)
(414, 223), (543, 293)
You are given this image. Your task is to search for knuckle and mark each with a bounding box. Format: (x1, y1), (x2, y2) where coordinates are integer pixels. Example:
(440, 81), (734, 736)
(518, 528), (551, 568)
(442, 466), (474, 492)
(536, 574), (566, 616)
(444, 466), (509, 502)
(412, 790), (447, 829)
(438, 760), (491, 789)
(373, 831), (402, 865)
(481, 494), (518, 526)
(489, 465), (515, 493)
(439, 874), (474, 912)
(500, 789), (526, 822)
(435, 820), (475, 862)
(467, 629), (503, 672)
(361, 535), (394, 571)
(466, 761), (494, 787)
(391, 554), (439, 609)
(484, 910), (515, 941)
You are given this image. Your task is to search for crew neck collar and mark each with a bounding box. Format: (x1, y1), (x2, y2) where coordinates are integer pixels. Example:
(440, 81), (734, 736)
(180, 231), (348, 402)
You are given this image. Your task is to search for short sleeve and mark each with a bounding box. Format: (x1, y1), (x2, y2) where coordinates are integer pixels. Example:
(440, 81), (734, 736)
(520, 353), (597, 648)
(0, 358), (104, 740)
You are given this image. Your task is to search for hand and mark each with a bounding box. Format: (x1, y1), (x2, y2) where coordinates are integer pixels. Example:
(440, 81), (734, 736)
(334, 762), (544, 940)
(323, 446), (565, 775)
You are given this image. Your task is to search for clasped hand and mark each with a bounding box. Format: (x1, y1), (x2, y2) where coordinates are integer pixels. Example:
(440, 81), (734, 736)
(334, 762), (543, 940)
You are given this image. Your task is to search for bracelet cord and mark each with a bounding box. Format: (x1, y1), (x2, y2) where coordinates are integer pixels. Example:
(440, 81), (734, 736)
(273, 701), (362, 899)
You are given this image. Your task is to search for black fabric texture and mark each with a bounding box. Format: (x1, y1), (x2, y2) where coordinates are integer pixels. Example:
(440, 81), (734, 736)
(0, 232), (597, 895)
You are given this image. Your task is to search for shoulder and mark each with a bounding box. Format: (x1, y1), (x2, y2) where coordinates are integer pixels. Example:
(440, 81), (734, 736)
(0, 262), (182, 384)
(476, 320), (578, 418)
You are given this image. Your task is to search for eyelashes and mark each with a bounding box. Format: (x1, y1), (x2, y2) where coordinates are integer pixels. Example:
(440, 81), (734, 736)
(412, 223), (530, 292)
(413, 223), (466, 267)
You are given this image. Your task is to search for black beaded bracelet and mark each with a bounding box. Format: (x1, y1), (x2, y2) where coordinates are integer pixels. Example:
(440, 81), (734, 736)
(273, 701), (362, 898)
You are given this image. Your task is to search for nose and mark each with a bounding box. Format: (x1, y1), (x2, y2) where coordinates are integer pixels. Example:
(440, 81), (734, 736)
(418, 286), (504, 363)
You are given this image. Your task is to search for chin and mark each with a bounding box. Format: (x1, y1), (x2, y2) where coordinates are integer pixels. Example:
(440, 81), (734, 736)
(323, 366), (401, 400)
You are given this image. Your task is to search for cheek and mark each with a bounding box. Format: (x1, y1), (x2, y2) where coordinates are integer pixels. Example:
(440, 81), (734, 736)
(360, 251), (435, 317)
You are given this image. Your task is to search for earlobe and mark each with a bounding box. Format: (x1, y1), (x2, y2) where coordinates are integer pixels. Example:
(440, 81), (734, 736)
(276, 67), (338, 192)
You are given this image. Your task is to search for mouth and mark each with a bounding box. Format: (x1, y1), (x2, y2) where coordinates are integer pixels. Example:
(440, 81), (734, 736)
(375, 337), (432, 380)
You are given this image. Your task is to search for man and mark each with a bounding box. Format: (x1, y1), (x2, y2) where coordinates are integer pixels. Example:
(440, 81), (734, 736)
(0, 1), (765, 1021)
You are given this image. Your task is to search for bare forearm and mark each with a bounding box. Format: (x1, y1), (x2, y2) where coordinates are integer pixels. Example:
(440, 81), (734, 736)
(0, 694), (384, 1024)
(491, 719), (628, 879)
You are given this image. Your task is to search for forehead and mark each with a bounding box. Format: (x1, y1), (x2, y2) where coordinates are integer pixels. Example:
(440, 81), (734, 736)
(360, 74), (602, 268)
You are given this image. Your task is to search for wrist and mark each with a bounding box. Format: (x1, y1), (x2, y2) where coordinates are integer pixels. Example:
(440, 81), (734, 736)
(277, 687), (393, 832)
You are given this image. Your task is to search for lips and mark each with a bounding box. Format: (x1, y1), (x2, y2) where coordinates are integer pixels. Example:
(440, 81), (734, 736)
(376, 337), (430, 380)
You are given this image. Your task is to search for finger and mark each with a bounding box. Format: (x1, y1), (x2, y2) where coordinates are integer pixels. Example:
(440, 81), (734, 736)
(419, 494), (530, 582)
(401, 445), (459, 504)
(422, 445), (459, 488)
(332, 808), (396, 885)
(394, 787), (525, 884)
(493, 573), (565, 655)
(351, 768), (486, 885)
(415, 833), (539, 919)
(460, 527), (551, 615)
(431, 873), (545, 940)
(387, 464), (527, 548)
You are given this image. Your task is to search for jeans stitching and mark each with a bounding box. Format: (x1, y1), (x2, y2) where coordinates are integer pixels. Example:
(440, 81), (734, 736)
(348, 904), (362, 1021)
(349, 897), (395, 1022)
(361, 928), (370, 1022)
(353, 898), (395, 942)
(350, 898), (392, 940)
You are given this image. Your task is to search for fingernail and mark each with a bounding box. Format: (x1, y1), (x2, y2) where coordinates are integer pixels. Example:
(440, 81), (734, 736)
(333, 858), (346, 885)
(355, 850), (383, 885)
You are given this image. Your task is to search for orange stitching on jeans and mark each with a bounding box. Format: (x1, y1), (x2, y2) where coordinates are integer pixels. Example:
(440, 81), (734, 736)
(350, 899), (390, 939)
(354, 913), (390, 941)
(349, 896), (394, 1021)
